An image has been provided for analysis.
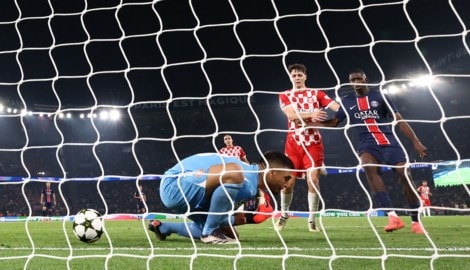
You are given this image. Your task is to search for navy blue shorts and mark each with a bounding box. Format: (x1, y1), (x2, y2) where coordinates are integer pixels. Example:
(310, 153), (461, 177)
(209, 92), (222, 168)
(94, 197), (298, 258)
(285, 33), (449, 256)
(358, 144), (406, 165)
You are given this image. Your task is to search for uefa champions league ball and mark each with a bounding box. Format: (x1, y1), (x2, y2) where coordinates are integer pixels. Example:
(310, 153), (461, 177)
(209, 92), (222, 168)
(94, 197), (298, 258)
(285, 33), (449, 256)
(72, 209), (103, 243)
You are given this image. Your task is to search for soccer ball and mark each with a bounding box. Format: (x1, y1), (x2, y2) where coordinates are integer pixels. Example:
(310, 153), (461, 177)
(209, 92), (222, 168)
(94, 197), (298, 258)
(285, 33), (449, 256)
(72, 209), (103, 243)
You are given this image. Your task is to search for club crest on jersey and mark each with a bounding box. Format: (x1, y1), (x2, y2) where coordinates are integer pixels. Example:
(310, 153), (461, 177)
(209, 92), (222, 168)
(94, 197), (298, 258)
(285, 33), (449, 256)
(370, 101), (379, 107)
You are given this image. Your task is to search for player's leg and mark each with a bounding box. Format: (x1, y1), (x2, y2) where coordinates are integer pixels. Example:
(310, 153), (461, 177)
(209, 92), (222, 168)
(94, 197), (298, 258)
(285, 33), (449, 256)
(306, 168), (321, 232)
(200, 163), (243, 244)
(154, 174), (209, 241)
(305, 144), (324, 232)
(421, 198), (428, 217)
(395, 165), (424, 234)
(276, 176), (296, 231)
(360, 151), (404, 232)
(149, 220), (203, 240)
(275, 141), (300, 231)
(425, 200), (432, 216)
(42, 204), (47, 217)
(419, 198), (426, 217)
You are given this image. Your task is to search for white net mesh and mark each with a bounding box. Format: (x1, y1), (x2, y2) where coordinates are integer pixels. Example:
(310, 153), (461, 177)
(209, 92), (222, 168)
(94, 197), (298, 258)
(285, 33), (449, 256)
(1, 0), (469, 269)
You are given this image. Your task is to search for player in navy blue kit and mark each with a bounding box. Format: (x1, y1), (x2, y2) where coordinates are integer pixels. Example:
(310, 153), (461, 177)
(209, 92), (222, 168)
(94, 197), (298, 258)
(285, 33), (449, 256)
(148, 151), (294, 244)
(40, 182), (56, 218)
(321, 69), (427, 234)
(134, 184), (146, 215)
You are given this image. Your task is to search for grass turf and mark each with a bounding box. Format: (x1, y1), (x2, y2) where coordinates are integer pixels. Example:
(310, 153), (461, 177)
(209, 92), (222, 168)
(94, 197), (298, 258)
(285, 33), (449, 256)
(0, 216), (469, 270)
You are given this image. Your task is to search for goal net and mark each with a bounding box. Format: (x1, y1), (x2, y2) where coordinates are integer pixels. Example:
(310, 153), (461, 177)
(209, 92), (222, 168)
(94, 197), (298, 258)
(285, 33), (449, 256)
(1, 0), (469, 269)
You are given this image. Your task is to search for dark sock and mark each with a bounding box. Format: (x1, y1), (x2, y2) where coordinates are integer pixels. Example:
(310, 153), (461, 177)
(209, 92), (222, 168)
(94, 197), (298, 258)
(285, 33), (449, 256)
(409, 202), (420, 222)
(374, 192), (393, 208)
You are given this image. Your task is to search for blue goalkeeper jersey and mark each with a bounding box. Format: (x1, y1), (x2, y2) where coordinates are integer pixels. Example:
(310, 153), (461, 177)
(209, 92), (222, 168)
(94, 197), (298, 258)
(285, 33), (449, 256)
(163, 153), (259, 204)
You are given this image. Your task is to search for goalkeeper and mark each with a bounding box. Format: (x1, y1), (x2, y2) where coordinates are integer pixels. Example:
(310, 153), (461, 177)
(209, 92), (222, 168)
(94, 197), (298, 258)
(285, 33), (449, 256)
(148, 151), (294, 244)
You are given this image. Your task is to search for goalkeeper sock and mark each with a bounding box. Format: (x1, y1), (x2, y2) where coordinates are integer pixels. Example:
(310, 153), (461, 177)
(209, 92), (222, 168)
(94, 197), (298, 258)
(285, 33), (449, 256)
(280, 191), (293, 218)
(202, 183), (242, 236)
(307, 192), (319, 223)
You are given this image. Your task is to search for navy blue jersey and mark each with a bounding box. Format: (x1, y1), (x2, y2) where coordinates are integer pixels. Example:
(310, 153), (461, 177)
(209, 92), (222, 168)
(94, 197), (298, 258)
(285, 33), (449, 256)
(42, 187), (54, 203)
(134, 191), (145, 201)
(335, 89), (399, 147)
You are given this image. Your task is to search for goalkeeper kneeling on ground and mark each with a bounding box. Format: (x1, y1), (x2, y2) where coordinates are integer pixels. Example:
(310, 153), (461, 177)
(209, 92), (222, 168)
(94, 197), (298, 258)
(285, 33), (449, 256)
(149, 189), (274, 242)
(150, 151), (293, 244)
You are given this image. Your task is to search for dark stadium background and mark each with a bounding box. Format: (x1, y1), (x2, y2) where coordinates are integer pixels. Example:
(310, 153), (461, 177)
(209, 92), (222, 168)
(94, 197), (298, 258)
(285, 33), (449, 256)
(0, 0), (469, 216)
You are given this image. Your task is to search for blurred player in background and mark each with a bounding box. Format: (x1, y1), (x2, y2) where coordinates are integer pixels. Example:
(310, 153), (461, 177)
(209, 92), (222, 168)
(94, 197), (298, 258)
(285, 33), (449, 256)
(40, 181), (56, 218)
(148, 151), (294, 244)
(320, 68), (428, 234)
(219, 134), (249, 163)
(417, 180), (432, 216)
(276, 63), (340, 232)
(134, 184), (146, 215)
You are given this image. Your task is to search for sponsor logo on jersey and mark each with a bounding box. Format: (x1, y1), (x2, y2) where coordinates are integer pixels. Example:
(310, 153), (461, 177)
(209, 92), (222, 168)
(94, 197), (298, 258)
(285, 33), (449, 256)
(354, 110), (379, 120)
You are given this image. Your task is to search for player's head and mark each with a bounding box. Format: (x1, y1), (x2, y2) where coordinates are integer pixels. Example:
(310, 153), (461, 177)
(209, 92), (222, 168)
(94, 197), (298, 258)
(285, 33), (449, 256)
(288, 63), (307, 90)
(223, 135), (233, 147)
(258, 151), (295, 195)
(45, 182), (51, 187)
(348, 68), (368, 92)
(422, 180), (427, 186)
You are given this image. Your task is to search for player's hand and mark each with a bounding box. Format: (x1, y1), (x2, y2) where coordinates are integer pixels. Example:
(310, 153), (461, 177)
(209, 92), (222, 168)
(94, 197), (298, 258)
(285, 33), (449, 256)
(312, 109), (328, 122)
(413, 141), (427, 159)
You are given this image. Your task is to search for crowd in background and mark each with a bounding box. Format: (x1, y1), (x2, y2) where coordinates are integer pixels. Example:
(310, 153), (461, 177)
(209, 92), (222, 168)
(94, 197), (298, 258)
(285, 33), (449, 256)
(1, 172), (468, 217)
(0, 104), (469, 217)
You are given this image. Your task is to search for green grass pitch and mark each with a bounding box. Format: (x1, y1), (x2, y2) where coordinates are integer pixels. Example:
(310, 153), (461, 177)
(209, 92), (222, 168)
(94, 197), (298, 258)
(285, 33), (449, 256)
(0, 216), (469, 270)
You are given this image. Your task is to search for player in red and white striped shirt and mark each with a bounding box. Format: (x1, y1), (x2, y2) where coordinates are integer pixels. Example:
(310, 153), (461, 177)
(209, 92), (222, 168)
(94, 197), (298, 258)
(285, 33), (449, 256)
(417, 180), (432, 216)
(219, 134), (249, 164)
(276, 63), (340, 232)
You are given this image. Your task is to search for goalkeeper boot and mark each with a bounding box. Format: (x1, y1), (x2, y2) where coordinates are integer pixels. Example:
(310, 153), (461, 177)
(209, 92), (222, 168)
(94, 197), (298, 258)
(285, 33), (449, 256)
(384, 216), (405, 232)
(275, 216), (289, 231)
(201, 228), (238, 244)
(308, 222), (321, 232)
(411, 222), (425, 234)
(148, 220), (167, 241)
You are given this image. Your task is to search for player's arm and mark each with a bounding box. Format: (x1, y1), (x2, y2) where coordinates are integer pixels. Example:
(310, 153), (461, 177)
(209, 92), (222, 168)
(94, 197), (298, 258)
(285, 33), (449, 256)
(234, 190), (273, 225)
(282, 105), (328, 123)
(395, 112), (427, 159)
(299, 101), (342, 127)
(239, 147), (249, 164)
(301, 117), (341, 128)
(241, 156), (249, 164)
(247, 190), (273, 224)
(326, 101), (341, 112)
(40, 193), (44, 205)
(53, 193), (56, 205)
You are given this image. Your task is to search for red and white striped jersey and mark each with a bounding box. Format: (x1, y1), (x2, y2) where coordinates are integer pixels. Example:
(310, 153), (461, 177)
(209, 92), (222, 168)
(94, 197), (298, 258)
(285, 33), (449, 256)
(417, 185), (431, 199)
(279, 89), (334, 146)
(219, 146), (247, 160)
